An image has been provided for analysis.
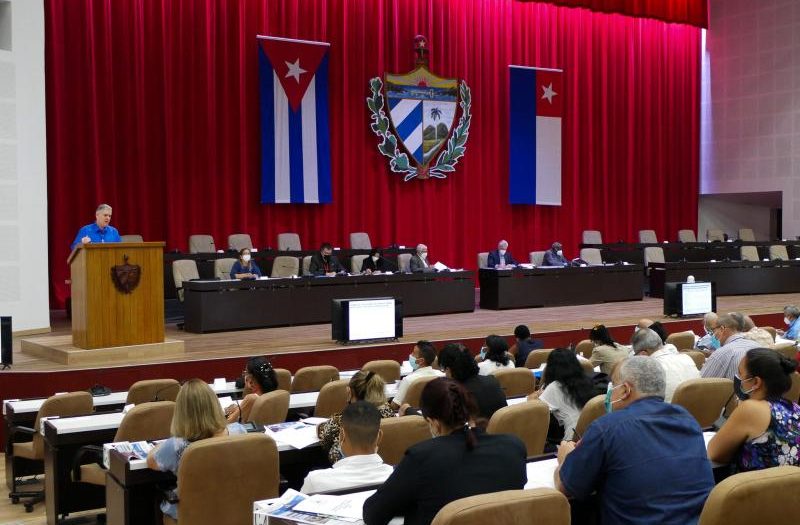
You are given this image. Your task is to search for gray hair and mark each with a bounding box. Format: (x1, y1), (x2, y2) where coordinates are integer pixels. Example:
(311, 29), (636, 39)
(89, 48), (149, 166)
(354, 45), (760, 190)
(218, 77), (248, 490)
(703, 312), (718, 330)
(728, 312), (746, 332)
(416, 244), (427, 253)
(631, 328), (663, 355)
(498, 240), (509, 249)
(96, 203), (112, 213)
(785, 305), (800, 319)
(717, 313), (740, 332)
(617, 356), (666, 398)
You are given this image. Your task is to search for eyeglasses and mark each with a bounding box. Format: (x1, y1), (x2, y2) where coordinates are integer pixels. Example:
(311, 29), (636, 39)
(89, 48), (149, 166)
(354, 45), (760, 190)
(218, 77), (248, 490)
(734, 373), (753, 382)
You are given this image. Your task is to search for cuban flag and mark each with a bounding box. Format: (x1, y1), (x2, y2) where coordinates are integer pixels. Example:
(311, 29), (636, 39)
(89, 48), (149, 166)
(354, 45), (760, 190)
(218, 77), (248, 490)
(258, 36), (332, 204)
(509, 65), (563, 205)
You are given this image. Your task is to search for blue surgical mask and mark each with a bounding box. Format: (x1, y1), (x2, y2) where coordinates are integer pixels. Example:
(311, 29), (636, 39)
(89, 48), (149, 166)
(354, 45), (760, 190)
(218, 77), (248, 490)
(408, 354), (419, 371)
(604, 383), (624, 413)
(479, 346), (487, 359)
(710, 335), (721, 349)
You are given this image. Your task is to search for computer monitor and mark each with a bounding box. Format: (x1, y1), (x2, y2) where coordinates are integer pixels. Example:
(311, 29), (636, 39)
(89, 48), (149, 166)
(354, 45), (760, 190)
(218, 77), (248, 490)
(663, 282), (716, 317)
(331, 298), (403, 343)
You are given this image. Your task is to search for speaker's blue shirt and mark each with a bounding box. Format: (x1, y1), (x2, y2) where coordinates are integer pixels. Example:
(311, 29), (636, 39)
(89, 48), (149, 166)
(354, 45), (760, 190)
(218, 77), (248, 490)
(559, 396), (714, 525)
(70, 223), (121, 249)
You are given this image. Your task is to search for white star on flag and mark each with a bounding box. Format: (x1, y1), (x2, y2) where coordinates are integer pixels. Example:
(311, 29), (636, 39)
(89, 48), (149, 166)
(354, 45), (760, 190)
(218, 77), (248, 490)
(541, 83), (557, 104)
(285, 59), (307, 83)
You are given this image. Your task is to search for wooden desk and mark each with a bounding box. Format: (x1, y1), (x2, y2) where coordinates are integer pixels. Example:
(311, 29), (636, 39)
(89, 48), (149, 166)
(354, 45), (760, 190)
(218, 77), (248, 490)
(183, 271), (475, 333)
(478, 265), (644, 310)
(648, 260), (800, 297)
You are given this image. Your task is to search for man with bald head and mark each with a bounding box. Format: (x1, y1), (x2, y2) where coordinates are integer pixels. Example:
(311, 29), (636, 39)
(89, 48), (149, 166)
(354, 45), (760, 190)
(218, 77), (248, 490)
(487, 240), (518, 268)
(700, 313), (760, 380)
(70, 204), (122, 250)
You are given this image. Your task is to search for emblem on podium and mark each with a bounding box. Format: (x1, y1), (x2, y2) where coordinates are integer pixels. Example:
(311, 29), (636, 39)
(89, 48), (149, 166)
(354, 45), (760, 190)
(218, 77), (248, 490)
(111, 255), (142, 294)
(367, 35), (472, 181)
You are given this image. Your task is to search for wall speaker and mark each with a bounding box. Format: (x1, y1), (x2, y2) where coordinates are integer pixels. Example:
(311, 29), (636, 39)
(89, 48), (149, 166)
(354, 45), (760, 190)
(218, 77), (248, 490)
(1, 316), (11, 369)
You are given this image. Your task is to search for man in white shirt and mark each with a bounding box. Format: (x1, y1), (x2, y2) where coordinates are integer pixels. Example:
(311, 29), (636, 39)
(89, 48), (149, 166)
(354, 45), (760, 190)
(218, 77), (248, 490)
(301, 402), (394, 494)
(391, 341), (443, 409)
(631, 328), (699, 402)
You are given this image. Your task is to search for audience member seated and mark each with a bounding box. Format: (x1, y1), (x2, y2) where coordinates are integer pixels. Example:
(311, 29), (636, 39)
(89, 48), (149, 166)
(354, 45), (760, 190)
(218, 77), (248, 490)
(225, 357), (278, 423)
(632, 328), (699, 402)
(701, 313), (761, 380)
(363, 378), (527, 525)
(476, 335), (516, 375)
(555, 357), (714, 524)
(635, 318), (669, 345)
(423, 343), (506, 421)
(230, 248), (262, 279)
(528, 348), (595, 444)
(508, 324), (544, 368)
(360, 248), (393, 274)
(739, 313), (775, 347)
(147, 379), (247, 521)
(542, 242), (569, 267)
(409, 244), (435, 273)
(487, 240), (518, 268)
(779, 305), (800, 341)
(588, 324), (628, 375)
(707, 348), (800, 471)
(391, 341), (444, 409)
(309, 242), (344, 276)
(695, 312), (720, 354)
(318, 370), (395, 464)
(302, 401), (394, 494)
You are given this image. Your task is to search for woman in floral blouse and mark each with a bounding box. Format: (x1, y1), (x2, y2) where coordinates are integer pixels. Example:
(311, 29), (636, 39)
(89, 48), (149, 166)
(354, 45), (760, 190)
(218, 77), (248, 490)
(318, 370), (395, 464)
(708, 347), (800, 471)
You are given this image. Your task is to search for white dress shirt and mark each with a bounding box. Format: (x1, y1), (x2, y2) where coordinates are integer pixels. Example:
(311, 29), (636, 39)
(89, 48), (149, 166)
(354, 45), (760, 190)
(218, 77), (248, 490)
(478, 359), (516, 376)
(651, 348), (700, 402)
(393, 366), (444, 405)
(301, 453), (394, 494)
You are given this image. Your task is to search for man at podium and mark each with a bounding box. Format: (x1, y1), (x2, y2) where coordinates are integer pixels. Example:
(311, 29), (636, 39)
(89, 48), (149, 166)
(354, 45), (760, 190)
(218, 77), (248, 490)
(70, 203), (121, 249)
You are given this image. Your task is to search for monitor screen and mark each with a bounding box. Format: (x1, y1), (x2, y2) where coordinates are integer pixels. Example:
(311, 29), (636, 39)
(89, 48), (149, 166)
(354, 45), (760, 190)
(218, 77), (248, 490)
(681, 282), (713, 316)
(347, 298), (396, 341)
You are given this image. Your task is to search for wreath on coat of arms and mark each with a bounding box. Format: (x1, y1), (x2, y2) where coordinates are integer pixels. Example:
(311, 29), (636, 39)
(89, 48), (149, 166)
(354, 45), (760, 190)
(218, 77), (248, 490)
(367, 35), (472, 181)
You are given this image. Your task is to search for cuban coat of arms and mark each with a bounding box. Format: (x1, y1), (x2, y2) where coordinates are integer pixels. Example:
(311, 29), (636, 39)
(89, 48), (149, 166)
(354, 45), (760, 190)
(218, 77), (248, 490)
(367, 35), (472, 181)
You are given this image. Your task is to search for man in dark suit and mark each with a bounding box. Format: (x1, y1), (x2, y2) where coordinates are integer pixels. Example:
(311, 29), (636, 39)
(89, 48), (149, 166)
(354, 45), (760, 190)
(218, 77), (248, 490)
(487, 239), (518, 268)
(542, 241), (569, 266)
(309, 242), (344, 276)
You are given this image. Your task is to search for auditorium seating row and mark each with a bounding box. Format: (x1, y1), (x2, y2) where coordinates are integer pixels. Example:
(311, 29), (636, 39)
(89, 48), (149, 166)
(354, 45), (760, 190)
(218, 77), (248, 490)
(582, 227), (772, 245)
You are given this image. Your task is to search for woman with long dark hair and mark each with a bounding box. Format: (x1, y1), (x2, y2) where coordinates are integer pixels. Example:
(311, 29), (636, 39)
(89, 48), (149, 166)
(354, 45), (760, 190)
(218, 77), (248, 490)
(530, 348), (595, 442)
(477, 334), (515, 375)
(363, 378), (526, 525)
(589, 324), (628, 375)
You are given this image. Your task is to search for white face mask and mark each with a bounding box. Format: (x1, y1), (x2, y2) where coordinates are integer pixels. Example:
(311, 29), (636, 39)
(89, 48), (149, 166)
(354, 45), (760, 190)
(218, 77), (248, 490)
(420, 252), (428, 260)
(556, 250), (563, 256)
(242, 254), (251, 262)
(786, 317), (793, 325)
(372, 255), (379, 262)
(499, 249), (506, 255)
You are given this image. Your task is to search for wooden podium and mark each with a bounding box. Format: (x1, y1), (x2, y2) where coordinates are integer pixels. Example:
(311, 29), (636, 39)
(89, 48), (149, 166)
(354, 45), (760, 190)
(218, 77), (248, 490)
(68, 242), (166, 349)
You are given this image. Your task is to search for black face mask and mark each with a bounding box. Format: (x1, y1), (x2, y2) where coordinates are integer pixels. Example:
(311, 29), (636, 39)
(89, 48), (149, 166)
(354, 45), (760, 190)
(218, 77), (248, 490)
(734, 376), (754, 401)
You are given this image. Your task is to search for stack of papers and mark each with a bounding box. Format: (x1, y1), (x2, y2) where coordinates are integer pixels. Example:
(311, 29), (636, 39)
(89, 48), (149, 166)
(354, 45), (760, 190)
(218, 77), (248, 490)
(257, 489), (372, 525)
(102, 440), (156, 468)
(264, 422), (320, 449)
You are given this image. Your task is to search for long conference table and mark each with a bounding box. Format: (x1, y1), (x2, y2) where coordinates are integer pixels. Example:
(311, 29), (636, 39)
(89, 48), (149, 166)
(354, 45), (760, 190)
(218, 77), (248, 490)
(183, 271), (476, 333)
(580, 240), (800, 265)
(648, 260), (800, 297)
(478, 265), (644, 310)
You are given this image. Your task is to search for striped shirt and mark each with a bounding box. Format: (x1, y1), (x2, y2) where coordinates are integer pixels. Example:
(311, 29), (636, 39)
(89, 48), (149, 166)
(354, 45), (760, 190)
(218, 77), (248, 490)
(700, 333), (760, 380)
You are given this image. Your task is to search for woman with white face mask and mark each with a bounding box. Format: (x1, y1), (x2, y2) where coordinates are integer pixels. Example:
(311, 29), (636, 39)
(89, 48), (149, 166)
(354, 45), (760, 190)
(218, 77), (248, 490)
(360, 248), (391, 275)
(364, 378), (526, 525)
(230, 248), (262, 279)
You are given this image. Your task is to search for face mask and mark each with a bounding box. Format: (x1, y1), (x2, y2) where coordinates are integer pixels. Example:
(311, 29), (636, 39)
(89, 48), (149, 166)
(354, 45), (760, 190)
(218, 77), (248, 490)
(372, 255), (379, 262)
(242, 254), (251, 262)
(408, 354), (419, 371)
(479, 346), (487, 359)
(556, 250), (563, 257)
(734, 375), (756, 401)
(499, 249), (507, 256)
(710, 335), (721, 349)
(785, 317), (793, 326)
(604, 383), (624, 413)
(420, 252), (427, 260)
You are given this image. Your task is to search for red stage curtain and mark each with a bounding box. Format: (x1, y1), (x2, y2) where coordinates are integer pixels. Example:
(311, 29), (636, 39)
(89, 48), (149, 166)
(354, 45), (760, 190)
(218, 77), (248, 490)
(520, 0), (708, 28)
(45, 0), (701, 308)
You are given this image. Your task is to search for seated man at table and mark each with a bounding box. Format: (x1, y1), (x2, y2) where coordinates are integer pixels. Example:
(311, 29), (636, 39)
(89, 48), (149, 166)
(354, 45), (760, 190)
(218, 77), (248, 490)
(542, 242), (569, 267)
(391, 340), (444, 409)
(695, 312), (719, 354)
(301, 401), (393, 494)
(487, 240), (518, 268)
(409, 244), (436, 273)
(509, 324), (544, 368)
(631, 328), (699, 402)
(309, 242), (344, 276)
(780, 305), (800, 341)
(70, 203), (122, 249)
(700, 313), (760, 380)
(555, 357), (714, 524)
